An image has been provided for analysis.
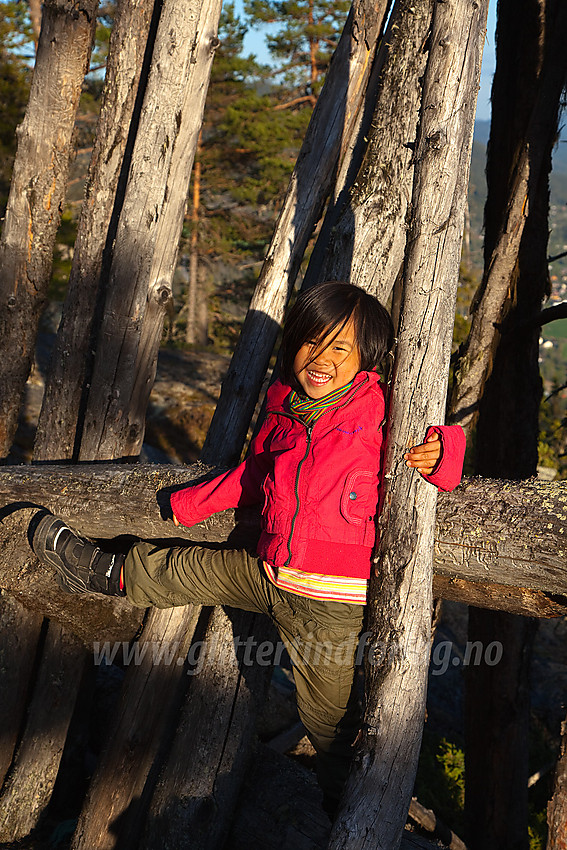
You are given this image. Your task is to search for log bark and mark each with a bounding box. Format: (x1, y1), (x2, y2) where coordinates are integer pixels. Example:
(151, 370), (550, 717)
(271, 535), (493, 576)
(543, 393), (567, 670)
(200, 0), (391, 467)
(76, 0), (222, 462)
(71, 604), (201, 850)
(329, 1), (488, 847)
(0, 0), (98, 459)
(0, 621), (88, 841)
(305, 0), (433, 302)
(140, 606), (271, 850)
(34, 0), (156, 462)
(0, 594), (43, 789)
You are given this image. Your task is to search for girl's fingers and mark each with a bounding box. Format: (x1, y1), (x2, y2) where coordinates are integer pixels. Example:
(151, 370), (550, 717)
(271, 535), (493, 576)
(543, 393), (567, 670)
(404, 437), (442, 470)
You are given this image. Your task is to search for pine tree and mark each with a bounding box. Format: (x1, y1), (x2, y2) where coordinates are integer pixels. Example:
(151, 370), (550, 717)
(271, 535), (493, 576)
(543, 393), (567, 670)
(244, 0), (349, 99)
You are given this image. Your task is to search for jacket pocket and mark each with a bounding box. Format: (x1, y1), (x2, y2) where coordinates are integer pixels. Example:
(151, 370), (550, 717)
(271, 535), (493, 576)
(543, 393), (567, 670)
(340, 469), (377, 527)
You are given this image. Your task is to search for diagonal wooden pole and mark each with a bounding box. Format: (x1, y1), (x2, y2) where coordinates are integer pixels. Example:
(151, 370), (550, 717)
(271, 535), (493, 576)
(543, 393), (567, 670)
(328, 1), (489, 847)
(201, 0), (391, 467)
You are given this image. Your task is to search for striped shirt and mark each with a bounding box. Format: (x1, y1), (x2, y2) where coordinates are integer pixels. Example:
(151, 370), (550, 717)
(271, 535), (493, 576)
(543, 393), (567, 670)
(264, 562), (368, 605)
(264, 378), (368, 605)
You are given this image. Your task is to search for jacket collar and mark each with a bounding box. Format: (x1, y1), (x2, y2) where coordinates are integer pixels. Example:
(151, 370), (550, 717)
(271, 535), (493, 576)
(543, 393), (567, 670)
(265, 370), (381, 413)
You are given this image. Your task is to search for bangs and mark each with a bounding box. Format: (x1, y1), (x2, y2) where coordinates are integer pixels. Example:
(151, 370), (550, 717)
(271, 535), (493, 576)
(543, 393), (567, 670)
(280, 281), (394, 385)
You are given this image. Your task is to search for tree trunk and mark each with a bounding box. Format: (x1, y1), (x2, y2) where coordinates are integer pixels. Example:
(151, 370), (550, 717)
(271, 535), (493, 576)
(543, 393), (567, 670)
(465, 610), (536, 850)
(462, 2), (567, 847)
(34, 0), (156, 462)
(200, 0), (391, 467)
(28, 0), (42, 50)
(329, 1), (488, 847)
(448, 0), (567, 437)
(305, 0), (433, 301)
(0, 0), (98, 459)
(76, 0), (222, 462)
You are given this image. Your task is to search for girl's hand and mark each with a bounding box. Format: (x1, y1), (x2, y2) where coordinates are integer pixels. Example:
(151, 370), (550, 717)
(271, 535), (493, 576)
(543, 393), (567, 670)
(404, 432), (442, 475)
(172, 513), (180, 527)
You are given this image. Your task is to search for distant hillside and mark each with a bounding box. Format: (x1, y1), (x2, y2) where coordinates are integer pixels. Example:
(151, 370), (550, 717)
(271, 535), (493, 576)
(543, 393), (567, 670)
(468, 120), (567, 273)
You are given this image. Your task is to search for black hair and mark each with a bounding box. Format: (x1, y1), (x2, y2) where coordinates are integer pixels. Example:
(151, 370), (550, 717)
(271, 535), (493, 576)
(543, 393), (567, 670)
(280, 281), (394, 385)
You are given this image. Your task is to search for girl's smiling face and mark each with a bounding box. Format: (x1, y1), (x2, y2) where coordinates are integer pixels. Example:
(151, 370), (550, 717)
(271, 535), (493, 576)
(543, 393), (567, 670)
(293, 320), (361, 399)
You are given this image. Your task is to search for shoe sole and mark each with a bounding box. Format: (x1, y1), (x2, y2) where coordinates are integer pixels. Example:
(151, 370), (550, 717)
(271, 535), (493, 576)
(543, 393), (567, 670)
(32, 513), (90, 594)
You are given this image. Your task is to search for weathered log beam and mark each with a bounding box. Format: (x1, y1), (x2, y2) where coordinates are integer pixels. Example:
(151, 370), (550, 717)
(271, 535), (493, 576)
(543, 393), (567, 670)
(1, 465), (565, 577)
(1, 469), (566, 636)
(0, 507), (144, 645)
(433, 576), (567, 619)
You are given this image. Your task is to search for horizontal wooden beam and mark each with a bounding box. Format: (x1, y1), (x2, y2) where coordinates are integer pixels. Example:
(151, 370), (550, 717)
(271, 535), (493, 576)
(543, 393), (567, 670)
(0, 466), (565, 640)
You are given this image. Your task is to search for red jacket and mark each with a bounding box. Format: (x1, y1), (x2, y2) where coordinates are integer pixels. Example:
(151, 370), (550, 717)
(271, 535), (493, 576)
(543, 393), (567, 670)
(171, 371), (465, 580)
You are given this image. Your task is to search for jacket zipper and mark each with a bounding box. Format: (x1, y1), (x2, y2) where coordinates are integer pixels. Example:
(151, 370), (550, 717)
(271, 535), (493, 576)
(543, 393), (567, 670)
(277, 374), (370, 566)
(285, 422), (313, 566)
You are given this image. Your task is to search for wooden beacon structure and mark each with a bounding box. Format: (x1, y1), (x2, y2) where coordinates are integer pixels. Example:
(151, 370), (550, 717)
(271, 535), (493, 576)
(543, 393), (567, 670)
(0, 0), (566, 848)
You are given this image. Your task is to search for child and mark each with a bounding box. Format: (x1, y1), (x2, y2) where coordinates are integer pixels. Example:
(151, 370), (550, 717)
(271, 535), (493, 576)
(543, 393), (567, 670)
(31, 281), (465, 815)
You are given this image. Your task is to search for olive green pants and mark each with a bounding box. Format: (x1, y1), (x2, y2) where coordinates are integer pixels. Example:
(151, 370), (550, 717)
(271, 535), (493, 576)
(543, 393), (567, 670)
(124, 541), (365, 807)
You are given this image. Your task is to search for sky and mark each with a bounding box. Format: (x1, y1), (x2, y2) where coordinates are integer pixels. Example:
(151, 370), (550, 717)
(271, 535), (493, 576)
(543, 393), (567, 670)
(235, 0), (498, 123)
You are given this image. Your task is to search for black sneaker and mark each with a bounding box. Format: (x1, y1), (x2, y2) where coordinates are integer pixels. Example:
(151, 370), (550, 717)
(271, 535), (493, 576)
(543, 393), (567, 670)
(31, 513), (125, 596)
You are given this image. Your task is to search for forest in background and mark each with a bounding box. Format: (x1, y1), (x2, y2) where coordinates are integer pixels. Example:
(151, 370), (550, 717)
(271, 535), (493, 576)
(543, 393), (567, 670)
(1, 0), (566, 476)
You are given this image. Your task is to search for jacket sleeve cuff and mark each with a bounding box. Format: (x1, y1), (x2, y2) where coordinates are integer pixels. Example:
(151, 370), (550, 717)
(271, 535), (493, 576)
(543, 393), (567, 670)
(170, 487), (203, 527)
(422, 424), (466, 492)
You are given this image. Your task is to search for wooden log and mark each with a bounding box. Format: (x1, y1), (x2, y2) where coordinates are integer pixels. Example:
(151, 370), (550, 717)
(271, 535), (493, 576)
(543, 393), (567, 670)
(0, 507), (143, 644)
(329, 1), (489, 847)
(1, 469), (567, 625)
(71, 604), (202, 850)
(408, 798), (467, 850)
(34, 0), (156, 461)
(140, 607), (272, 850)
(0, 621), (88, 841)
(0, 0), (98, 458)
(76, 0), (223, 462)
(432, 576), (567, 619)
(307, 0), (433, 301)
(201, 0), (391, 467)
(1, 467), (566, 590)
(0, 593), (43, 789)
